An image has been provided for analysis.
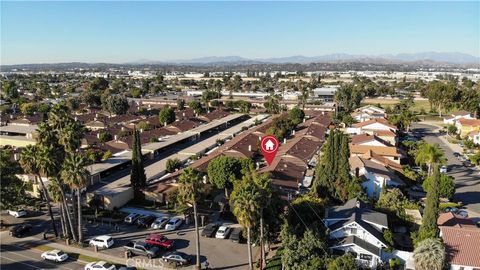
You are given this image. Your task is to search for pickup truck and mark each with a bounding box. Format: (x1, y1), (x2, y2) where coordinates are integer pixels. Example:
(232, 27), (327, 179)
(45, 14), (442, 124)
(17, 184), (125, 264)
(145, 233), (174, 249)
(123, 241), (160, 259)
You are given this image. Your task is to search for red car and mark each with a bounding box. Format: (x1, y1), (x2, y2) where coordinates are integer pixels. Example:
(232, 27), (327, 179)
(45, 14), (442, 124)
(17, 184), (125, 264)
(145, 233), (174, 249)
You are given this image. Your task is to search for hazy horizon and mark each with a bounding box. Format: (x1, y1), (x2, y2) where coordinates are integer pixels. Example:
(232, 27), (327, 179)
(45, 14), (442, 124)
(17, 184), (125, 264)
(2, 1), (479, 65)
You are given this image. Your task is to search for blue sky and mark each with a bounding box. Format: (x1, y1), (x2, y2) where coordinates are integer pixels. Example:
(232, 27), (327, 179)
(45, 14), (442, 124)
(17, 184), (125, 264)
(1, 1), (479, 64)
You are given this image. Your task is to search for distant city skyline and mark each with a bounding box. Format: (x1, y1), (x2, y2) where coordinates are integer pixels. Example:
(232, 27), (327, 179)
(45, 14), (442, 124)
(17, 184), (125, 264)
(1, 1), (479, 65)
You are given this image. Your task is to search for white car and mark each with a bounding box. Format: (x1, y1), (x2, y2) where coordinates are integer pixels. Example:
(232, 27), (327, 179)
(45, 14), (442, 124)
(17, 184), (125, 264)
(440, 165), (448, 174)
(215, 226), (231, 239)
(41, 249), (69, 262)
(89, 235), (114, 249)
(165, 217), (183, 231)
(151, 216), (170, 229)
(8, 209), (27, 218)
(85, 261), (116, 270)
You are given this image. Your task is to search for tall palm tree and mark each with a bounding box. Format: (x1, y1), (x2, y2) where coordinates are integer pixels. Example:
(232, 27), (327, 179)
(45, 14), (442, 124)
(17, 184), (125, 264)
(61, 154), (89, 243)
(19, 145), (58, 237)
(178, 168), (203, 270)
(48, 178), (68, 238)
(37, 145), (78, 243)
(413, 238), (445, 270)
(58, 122), (83, 153)
(230, 179), (261, 270)
(415, 142), (446, 176)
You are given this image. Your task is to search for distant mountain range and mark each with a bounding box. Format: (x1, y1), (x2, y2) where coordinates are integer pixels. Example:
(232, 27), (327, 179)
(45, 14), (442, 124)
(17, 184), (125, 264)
(131, 52), (479, 65)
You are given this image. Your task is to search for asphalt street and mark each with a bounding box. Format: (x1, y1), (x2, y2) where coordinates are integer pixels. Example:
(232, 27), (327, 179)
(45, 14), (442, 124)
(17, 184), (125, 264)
(412, 123), (480, 219)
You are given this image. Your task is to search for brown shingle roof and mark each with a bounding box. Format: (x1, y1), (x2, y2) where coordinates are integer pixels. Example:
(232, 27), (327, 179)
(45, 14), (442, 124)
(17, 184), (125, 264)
(351, 134), (392, 147)
(451, 110), (471, 116)
(167, 119), (203, 132)
(286, 137), (322, 162)
(440, 226), (480, 268)
(198, 109), (231, 122)
(305, 122), (327, 141)
(350, 144), (403, 158)
(353, 118), (397, 130)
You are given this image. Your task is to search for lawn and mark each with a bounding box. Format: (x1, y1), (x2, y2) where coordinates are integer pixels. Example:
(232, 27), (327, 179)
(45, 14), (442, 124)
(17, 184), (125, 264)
(362, 98), (432, 113)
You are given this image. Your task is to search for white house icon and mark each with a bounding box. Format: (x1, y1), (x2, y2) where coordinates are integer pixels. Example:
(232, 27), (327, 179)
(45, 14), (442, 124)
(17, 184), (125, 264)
(265, 139), (275, 151)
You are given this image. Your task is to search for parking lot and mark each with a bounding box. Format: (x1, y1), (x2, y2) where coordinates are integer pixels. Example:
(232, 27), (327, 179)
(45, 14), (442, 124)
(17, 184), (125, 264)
(84, 216), (253, 269)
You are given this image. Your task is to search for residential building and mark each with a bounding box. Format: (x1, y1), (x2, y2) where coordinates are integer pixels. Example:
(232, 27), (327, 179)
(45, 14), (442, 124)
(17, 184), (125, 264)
(455, 118), (480, 137)
(351, 105), (387, 123)
(440, 226), (480, 270)
(467, 130), (480, 145)
(443, 110), (473, 125)
(349, 156), (404, 198)
(325, 198), (389, 269)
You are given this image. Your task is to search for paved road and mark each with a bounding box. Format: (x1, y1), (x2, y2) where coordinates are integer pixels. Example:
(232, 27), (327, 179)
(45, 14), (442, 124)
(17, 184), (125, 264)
(0, 235), (85, 270)
(412, 123), (480, 219)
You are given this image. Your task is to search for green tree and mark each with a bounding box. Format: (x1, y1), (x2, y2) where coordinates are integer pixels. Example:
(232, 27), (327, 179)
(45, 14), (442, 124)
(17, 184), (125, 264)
(178, 168), (203, 270)
(20, 102), (38, 116)
(264, 93), (281, 114)
(207, 156), (251, 197)
(446, 125), (457, 136)
(166, 158), (182, 173)
(61, 154), (89, 242)
(289, 107), (305, 125)
(281, 227), (326, 270)
(159, 106), (176, 126)
(422, 173), (455, 199)
(19, 145), (58, 237)
(415, 165), (441, 245)
(413, 238), (445, 270)
(98, 131), (112, 142)
(130, 128), (146, 201)
(177, 99), (185, 110)
(102, 95), (129, 116)
(327, 253), (358, 270)
(89, 77), (109, 91)
(415, 142), (446, 176)
(189, 100), (203, 114)
(230, 178), (261, 270)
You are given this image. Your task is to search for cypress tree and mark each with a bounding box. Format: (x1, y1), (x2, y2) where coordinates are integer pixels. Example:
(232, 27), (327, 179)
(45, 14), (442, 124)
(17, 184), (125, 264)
(416, 163), (441, 243)
(130, 128), (146, 201)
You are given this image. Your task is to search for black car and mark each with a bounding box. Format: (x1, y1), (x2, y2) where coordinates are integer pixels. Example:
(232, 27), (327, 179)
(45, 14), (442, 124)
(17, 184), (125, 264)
(201, 223), (219, 238)
(463, 160), (475, 168)
(9, 223), (33, 237)
(230, 227), (244, 243)
(453, 152), (460, 158)
(137, 215), (156, 228)
(162, 251), (191, 266)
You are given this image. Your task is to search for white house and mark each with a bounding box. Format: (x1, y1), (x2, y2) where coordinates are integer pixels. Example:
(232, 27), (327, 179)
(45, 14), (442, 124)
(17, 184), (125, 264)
(347, 118), (397, 136)
(468, 130), (480, 145)
(443, 110), (473, 125)
(351, 106), (387, 123)
(325, 198), (389, 269)
(351, 134), (392, 147)
(349, 156), (404, 198)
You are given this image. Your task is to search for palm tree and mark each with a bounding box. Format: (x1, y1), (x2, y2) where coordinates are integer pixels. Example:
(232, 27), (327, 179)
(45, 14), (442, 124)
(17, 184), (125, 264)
(415, 142), (446, 176)
(37, 145), (78, 243)
(264, 93), (281, 114)
(413, 238), (445, 270)
(19, 145), (58, 237)
(230, 179), (261, 270)
(58, 122), (83, 153)
(178, 168), (203, 270)
(61, 154), (89, 243)
(48, 178), (68, 238)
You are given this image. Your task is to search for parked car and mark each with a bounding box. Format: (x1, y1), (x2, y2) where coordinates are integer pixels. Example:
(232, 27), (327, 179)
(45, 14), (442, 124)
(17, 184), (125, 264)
(85, 261), (117, 270)
(440, 165), (448, 174)
(137, 215), (156, 228)
(165, 217), (183, 231)
(201, 223), (219, 238)
(9, 223), (32, 237)
(41, 249), (69, 262)
(215, 225), (231, 239)
(443, 207), (459, 213)
(463, 160), (475, 168)
(162, 251), (191, 266)
(410, 185), (424, 192)
(8, 209), (27, 218)
(89, 235), (114, 249)
(124, 241), (160, 259)
(124, 213), (141, 224)
(151, 216), (170, 229)
(457, 210), (469, 218)
(453, 152), (461, 158)
(145, 233), (174, 249)
(230, 228), (244, 243)
(117, 267), (137, 270)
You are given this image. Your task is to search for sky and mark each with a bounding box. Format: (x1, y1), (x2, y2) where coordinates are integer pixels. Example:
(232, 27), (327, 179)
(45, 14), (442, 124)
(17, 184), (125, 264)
(1, 1), (479, 65)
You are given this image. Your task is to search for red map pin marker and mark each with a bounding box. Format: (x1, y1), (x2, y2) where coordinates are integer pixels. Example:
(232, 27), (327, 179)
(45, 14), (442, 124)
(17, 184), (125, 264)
(261, 135), (279, 166)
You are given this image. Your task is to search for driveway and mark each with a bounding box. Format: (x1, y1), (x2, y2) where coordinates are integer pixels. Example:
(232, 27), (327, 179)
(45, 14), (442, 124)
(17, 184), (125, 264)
(412, 123), (480, 219)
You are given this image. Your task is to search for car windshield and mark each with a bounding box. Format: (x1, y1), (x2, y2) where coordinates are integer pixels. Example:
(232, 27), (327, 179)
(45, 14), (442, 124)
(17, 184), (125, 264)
(57, 251), (65, 256)
(167, 221), (175, 225)
(218, 229), (225, 233)
(103, 263), (113, 268)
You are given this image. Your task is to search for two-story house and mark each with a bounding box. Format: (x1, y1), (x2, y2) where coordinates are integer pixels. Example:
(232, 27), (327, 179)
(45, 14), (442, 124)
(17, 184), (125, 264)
(324, 198), (389, 269)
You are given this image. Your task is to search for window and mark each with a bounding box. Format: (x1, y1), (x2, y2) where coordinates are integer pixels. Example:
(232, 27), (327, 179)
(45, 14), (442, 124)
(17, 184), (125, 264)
(360, 254), (372, 261)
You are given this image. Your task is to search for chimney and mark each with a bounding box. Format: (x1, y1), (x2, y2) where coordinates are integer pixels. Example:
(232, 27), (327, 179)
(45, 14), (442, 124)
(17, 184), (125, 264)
(140, 129), (143, 133)
(95, 113), (98, 118)
(148, 104), (151, 109)
(114, 135), (118, 141)
(259, 136), (261, 141)
(322, 111), (325, 115)
(248, 145), (252, 152)
(164, 122), (167, 127)
(283, 138), (287, 144)
(256, 162), (260, 169)
(183, 112), (185, 117)
(74, 116), (78, 121)
(97, 133), (100, 139)
(10, 115), (13, 119)
(195, 113), (198, 117)
(121, 126), (125, 131)
(94, 117), (97, 121)
(303, 118), (306, 123)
